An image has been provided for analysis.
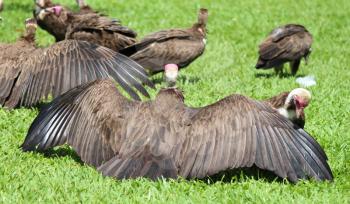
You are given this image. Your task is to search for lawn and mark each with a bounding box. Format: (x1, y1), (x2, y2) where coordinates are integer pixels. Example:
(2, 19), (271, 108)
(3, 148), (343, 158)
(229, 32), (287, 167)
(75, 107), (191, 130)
(0, 0), (349, 203)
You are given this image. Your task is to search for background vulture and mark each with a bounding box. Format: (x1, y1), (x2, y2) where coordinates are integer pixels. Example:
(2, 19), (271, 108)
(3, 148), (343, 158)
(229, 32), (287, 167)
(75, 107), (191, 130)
(34, 0), (137, 51)
(255, 24), (313, 75)
(119, 8), (208, 81)
(0, 18), (153, 109)
(22, 79), (333, 183)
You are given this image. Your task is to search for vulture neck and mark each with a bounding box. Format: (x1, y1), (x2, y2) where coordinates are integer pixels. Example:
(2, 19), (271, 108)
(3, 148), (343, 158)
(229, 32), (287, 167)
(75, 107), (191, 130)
(277, 98), (305, 128)
(154, 88), (185, 114)
(192, 23), (206, 38)
(266, 92), (289, 109)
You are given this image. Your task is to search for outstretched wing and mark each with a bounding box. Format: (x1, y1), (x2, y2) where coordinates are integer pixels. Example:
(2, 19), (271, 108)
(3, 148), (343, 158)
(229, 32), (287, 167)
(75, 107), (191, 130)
(21, 80), (132, 167)
(177, 95), (332, 182)
(4, 40), (153, 108)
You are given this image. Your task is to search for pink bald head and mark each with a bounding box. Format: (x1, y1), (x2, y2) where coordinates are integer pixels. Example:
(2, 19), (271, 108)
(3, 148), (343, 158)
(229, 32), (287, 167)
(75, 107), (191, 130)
(164, 64), (178, 72)
(53, 6), (62, 16)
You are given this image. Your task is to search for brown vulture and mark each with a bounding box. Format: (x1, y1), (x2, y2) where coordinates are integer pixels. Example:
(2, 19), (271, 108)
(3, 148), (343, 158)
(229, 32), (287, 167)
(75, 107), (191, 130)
(22, 79), (333, 182)
(255, 24), (313, 75)
(34, 1), (137, 51)
(0, 18), (153, 109)
(119, 8), (208, 81)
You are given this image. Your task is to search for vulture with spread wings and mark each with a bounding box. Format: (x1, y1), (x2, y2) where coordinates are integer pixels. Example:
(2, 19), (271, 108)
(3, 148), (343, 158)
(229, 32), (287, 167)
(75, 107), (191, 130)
(255, 24), (313, 75)
(34, 0), (137, 51)
(119, 8), (208, 81)
(22, 79), (333, 182)
(0, 18), (152, 108)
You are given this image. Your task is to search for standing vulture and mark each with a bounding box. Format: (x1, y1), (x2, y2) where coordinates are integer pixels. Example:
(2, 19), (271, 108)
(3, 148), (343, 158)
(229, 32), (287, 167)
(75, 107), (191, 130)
(22, 79), (333, 182)
(34, 1), (137, 51)
(0, 18), (153, 109)
(119, 8), (208, 82)
(255, 24), (313, 75)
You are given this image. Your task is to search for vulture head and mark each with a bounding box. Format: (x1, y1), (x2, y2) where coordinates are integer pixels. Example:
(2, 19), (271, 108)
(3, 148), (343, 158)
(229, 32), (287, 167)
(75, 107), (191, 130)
(21, 18), (37, 42)
(164, 64), (179, 87)
(278, 88), (311, 128)
(193, 8), (208, 38)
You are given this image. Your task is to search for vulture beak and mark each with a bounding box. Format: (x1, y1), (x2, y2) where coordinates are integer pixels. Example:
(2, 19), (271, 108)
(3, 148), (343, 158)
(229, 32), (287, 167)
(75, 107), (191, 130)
(294, 95), (308, 119)
(164, 64), (179, 87)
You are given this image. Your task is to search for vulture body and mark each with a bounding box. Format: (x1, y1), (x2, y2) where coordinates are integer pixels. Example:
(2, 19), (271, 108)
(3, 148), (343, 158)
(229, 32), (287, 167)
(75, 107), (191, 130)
(22, 80), (333, 182)
(255, 24), (313, 75)
(0, 19), (152, 109)
(120, 8), (208, 75)
(34, 1), (137, 51)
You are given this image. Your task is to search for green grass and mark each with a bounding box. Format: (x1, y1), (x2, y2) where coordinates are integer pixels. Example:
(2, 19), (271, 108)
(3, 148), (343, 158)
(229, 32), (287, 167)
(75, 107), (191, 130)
(1, 0), (350, 203)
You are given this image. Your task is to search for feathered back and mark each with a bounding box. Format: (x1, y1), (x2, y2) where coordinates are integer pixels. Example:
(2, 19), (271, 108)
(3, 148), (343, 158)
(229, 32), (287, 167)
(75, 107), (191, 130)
(22, 80), (333, 182)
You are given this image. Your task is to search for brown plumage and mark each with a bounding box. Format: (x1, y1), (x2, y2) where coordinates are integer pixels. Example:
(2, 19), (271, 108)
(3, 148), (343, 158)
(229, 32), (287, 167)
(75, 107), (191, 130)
(0, 18), (153, 109)
(255, 24), (313, 75)
(120, 8), (208, 75)
(22, 80), (333, 182)
(34, 1), (137, 51)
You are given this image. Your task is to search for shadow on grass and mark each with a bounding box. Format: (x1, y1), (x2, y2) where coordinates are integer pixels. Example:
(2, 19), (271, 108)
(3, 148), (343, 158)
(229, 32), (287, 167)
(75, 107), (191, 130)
(255, 72), (305, 79)
(201, 165), (286, 184)
(151, 75), (200, 85)
(42, 147), (84, 165)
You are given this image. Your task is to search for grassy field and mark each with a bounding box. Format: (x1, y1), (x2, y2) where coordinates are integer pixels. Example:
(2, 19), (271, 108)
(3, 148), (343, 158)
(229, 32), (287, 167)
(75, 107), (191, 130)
(0, 0), (349, 203)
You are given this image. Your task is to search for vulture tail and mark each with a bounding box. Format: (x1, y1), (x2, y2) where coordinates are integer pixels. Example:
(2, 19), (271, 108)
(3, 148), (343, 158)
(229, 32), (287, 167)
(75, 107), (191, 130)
(255, 57), (267, 69)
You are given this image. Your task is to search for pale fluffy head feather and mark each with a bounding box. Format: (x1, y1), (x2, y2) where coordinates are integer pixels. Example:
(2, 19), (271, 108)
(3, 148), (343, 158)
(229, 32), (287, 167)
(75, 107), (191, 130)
(285, 88), (311, 106)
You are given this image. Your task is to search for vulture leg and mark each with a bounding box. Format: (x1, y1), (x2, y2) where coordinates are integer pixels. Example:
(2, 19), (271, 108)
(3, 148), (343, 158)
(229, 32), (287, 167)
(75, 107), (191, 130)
(274, 64), (284, 76)
(290, 59), (301, 76)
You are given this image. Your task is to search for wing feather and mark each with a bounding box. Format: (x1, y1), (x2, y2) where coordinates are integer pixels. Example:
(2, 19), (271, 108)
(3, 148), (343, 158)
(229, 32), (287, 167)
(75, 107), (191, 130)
(4, 40), (153, 108)
(177, 95), (333, 182)
(22, 80), (128, 167)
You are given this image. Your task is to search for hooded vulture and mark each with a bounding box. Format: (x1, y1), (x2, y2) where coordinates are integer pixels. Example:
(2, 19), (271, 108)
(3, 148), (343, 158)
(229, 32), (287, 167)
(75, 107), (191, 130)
(119, 8), (208, 78)
(0, 18), (153, 109)
(264, 88), (311, 128)
(22, 79), (333, 182)
(255, 24), (313, 75)
(34, 1), (137, 51)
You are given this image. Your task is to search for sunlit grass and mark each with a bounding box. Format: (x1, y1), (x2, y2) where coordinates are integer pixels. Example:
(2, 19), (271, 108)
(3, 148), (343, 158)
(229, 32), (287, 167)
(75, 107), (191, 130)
(0, 0), (349, 203)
